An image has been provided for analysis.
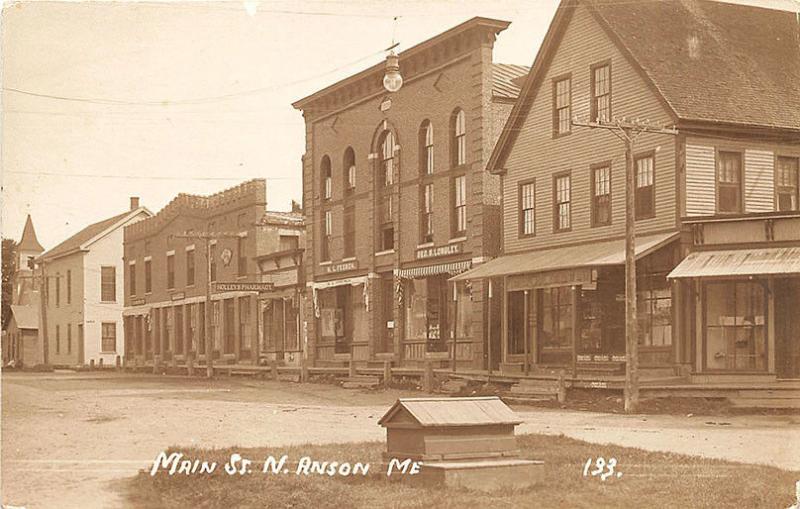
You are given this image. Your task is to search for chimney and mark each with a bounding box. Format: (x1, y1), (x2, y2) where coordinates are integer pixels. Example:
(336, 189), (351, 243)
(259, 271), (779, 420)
(130, 197), (140, 210)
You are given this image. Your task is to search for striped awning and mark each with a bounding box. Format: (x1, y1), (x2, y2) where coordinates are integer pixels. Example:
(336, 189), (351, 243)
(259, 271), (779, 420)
(394, 261), (471, 279)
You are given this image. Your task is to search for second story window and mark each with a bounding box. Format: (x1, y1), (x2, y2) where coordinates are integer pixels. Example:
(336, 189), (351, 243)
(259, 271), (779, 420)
(186, 248), (195, 286)
(591, 62), (611, 122)
(129, 262), (137, 296)
(167, 253), (175, 289)
(554, 173), (571, 232)
(420, 120), (434, 175)
(322, 210), (332, 261)
(210, 244), (217, 282)
(451, 108), (466, 167)
(321, 155), (332, 200)
(144, 258), (152, 293)
(519, 180), (536, 236)
(380, 131), (395, 186)
(592, 164), (612, 226)
(344, 204), (355, 258)
(55, 275), (60, 306)
(421, 183), (434, 243)
(635, 154), (655, 219)
(553, 76), (571, 136)
(101, 266), (115, 302)
(777, 156), (799, 211)
(452, 175), (467, 237)
(237, 237), (246, 276)
(717, 151), (742, 213)
(343, 147), (356, 194)
(66, 270), (71, 304)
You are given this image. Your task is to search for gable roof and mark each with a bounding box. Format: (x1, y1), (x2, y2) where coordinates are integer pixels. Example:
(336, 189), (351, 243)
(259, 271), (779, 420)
(40, 208), (150, 261)
(378, 397), (522, 427)
(489, 0), (800, 173)
(492, 63), (530, 100)
(10, 305), (38, 330)
(18, 215), (44, 253)
(589, 0), (800, 130)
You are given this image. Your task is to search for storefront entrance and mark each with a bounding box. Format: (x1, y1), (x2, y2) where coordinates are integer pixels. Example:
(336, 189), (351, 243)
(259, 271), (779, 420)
(776, 278), (800, 378)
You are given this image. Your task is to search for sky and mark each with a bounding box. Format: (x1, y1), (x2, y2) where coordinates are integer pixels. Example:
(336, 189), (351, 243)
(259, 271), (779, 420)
(1, 0), (797, 251)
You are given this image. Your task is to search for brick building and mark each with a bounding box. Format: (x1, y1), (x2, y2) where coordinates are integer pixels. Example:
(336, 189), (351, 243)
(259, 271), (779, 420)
(293, 17), (527, 368)
(122, 180), (271, 366)
(454, 0), (800, 381)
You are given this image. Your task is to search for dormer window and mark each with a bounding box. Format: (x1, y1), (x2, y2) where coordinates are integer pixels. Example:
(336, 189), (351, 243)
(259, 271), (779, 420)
(321, 155), (332, 200)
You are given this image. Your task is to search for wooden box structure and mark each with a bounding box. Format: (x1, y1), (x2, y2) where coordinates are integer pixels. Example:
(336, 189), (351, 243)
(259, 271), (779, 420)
(378, 396), (524, 461)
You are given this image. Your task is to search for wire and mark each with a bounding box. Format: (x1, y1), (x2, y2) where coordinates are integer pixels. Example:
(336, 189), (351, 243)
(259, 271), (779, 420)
(4, 170), (293, 181)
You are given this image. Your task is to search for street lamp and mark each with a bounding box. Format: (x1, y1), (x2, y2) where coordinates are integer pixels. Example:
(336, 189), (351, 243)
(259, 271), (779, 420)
(383, 51), (402, 93)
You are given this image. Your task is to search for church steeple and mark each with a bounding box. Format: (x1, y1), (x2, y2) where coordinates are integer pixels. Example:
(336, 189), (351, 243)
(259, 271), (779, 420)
(16, 215), (44, 272)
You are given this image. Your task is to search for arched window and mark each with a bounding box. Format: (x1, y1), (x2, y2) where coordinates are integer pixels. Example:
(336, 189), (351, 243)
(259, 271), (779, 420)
(451, 108), (466, 167)
(377, 130), (396, 251)
(343, 147), (356, 194)
(380, 131), (395, 186)
(320, 155), (332, 200)
(419, 120), (434, 175)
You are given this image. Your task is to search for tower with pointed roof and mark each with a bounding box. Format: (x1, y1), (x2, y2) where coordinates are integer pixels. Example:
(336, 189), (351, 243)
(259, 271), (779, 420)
(14, 215), (44, 306)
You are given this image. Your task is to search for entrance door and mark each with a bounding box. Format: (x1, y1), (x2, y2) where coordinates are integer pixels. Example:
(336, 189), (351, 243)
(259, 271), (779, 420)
(776, 278), (800, 378)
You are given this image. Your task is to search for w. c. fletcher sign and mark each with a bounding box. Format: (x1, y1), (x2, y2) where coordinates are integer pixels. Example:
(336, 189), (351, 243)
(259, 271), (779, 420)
(416, 243), (462, 260)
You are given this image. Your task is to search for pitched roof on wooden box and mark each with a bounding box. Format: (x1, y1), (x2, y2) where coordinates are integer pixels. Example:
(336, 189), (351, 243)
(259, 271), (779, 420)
(378, 397), (522, 427)
(489, 0), (800, 172)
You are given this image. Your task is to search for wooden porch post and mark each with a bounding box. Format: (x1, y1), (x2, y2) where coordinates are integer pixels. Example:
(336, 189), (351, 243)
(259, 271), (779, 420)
(487, 279), (493, 378)
(523, 290), (530, 376)
(501, 276), (508, 373)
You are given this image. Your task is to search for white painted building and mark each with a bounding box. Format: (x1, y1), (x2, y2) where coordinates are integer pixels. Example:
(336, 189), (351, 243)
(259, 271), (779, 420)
(38, 198), (152, 367)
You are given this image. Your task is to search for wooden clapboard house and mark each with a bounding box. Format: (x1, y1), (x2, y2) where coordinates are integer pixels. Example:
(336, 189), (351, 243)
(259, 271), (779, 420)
(453, 0), (800, 402)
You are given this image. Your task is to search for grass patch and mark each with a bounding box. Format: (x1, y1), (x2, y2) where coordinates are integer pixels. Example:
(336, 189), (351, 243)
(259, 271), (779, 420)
(127, 434), (797, 509)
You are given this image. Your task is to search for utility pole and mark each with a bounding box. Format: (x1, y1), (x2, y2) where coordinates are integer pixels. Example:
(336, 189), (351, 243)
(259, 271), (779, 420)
(173, 231), (241, 378)
(572, 116), (677, 413)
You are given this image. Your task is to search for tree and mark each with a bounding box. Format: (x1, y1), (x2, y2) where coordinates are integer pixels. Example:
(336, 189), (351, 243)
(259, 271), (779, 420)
(2, 238), (17, 330)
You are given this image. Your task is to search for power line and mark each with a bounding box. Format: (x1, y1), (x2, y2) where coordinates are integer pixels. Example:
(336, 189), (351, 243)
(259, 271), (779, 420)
(4, 170), (294, 181)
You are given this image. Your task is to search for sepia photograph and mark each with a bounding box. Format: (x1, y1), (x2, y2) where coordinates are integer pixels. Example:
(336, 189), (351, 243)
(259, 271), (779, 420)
(1, 0), (799, 507)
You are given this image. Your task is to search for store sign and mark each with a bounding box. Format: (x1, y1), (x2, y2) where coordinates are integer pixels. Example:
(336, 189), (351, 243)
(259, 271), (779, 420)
(325, 260), (358, 273)
(131, 297), (146, 306)
(507, 267), (593, 291)
(171, 292), (185, 301)
(213, 282), (274, 292)
(416, 243), (461, 260)
(263, 270), (298, 287)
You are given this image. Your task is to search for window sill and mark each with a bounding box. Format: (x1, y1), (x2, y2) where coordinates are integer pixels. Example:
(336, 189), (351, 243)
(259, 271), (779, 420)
(100, 351), (117, 355)
(416, 242), (434, 249)
(100, 300), (117, 304)
(448, 236), (467, 244)
(319, 260), (332, 266)
(375, 249), (395, 256)
(236, 275), (247, 280)
(342, 257), (357, 262)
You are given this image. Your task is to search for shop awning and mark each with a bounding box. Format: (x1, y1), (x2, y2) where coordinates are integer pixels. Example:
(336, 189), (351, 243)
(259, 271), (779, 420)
(667, 246), (800, 279)
(395, 261), (472, 279)
(450, 231), (678, 281)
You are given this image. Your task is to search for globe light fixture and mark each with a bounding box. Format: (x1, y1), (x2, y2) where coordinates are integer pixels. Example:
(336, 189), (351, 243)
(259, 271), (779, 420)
(383, 51), (403, 93)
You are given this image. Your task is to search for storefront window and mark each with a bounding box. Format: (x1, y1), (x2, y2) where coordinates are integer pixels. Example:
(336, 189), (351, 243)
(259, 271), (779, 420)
(377, 279), (394, 353)
(507, 291), (526, 355)
(538, 286), (573, 364)
(454, 281), (472, 340)
(638, 284), (672, 347)
(404, 277), (449, 352)
(705, 281), (766, 371)
(319, 286), (355, 354)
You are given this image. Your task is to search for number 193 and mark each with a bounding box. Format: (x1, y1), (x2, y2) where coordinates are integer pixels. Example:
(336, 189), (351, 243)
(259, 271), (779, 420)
(583, 457), (622, 480)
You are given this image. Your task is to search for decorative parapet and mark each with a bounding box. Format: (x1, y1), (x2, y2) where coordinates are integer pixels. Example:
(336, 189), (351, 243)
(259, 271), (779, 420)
(124, 179), (266, 241)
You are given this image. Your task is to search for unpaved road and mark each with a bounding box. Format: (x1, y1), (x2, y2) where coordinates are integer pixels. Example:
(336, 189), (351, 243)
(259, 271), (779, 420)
(2, 371), (799, 508)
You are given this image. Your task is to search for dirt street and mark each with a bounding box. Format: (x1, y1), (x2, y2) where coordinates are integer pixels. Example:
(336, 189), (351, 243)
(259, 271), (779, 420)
(3, 371), (799, 508)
